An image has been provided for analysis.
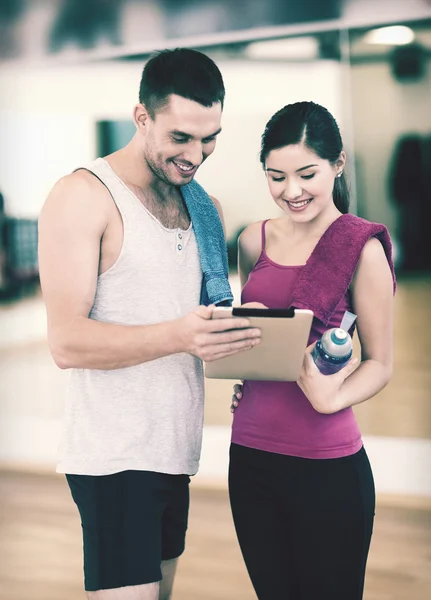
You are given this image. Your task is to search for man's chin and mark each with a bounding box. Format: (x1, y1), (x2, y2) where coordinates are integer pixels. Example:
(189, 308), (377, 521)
(170, 173), (196, 187)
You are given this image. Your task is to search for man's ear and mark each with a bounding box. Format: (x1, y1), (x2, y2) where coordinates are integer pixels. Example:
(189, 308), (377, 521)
(133, 103), (150, 131)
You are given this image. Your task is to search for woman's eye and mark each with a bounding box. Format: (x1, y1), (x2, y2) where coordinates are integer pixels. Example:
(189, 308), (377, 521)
(272, 177), (285, 183)
(301, 174), (315, 180)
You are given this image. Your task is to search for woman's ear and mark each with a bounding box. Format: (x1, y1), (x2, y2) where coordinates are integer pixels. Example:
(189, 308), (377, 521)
(336, 150), (347, 173)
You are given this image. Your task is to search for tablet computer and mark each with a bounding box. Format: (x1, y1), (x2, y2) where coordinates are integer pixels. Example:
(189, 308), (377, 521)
(204, 307), (314, 382)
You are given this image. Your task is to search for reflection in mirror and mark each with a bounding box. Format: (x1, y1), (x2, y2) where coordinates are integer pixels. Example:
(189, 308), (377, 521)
(347, 20), (431, 274)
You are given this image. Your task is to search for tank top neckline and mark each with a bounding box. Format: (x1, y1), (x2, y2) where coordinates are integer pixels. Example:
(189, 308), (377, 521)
(260, 249), (304, 270)
(259, 216), (344, 270)
(98, 157), (192, 235)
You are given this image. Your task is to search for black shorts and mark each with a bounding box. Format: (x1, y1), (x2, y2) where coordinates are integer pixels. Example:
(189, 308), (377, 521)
(66, 470), (190, 591)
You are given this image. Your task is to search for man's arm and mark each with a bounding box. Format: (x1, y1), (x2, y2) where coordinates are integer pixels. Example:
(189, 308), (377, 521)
(38, 176), (260, 371)
(209, 195), (226, 237)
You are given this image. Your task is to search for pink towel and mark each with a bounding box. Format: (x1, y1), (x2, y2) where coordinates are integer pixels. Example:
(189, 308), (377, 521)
(290, 214), (396, 325)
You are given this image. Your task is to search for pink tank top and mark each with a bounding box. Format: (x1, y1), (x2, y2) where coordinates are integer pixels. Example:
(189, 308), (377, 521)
(231, 220), (363, 459)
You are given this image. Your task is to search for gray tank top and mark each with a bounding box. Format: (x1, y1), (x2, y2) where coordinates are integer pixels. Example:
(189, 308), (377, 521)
(56, 158), (204, 476)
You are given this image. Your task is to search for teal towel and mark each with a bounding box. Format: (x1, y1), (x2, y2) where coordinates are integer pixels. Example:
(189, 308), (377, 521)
(181, 179), (233, 306)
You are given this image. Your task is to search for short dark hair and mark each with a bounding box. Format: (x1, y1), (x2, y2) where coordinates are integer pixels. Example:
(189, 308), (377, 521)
(139, 48), (225, 118)
(260, 101), (349, 214)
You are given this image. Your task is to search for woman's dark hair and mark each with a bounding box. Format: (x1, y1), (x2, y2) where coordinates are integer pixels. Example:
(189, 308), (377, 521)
(260, 101), (349, 214)
(139, 48), (225, 118)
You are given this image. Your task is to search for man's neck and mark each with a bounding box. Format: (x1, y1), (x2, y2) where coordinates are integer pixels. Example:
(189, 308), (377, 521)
(105, 144), (176, 199)
(103, 146), (189, 229)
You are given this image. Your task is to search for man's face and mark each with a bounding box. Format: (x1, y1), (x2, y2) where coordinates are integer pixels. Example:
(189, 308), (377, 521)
(142, 94), (222, 186)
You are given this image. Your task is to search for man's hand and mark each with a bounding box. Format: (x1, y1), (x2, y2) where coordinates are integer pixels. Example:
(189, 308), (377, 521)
(174, 305), (261, 362)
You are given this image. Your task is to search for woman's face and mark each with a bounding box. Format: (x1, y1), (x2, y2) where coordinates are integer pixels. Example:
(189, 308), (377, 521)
(265, 143), (345, 221)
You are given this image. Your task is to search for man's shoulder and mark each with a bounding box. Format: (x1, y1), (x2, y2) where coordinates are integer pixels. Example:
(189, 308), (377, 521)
(208, 194), (221, 210)
(47, 168), (111, 207)
(40, 169), (111, 229)
(54, 168), (105, 194)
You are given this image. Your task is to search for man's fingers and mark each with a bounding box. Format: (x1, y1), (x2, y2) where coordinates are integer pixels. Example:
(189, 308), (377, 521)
(195, 306), (255, 331)
(206, 340), (258, 362)
(210, 327), (261, 346)
(210, 316), (257, 332)
(194, 304), (215, 319)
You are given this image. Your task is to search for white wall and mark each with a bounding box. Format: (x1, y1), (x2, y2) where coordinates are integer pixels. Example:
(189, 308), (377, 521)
(7, 52), (428, 240)
(344, 0), (431, 25)
(197, 60), (349, 236)
(0, 58), (346, 237)
(0, 61), (141, 218)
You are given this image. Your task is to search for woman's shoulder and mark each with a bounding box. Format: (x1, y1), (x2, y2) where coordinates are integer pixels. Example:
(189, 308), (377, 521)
(238, 220), (266, 266)
(238, 220), (264, 246)
(338, 215), (396, 291)
(340, 213), (391, 234)
(358, 236), (390, 267)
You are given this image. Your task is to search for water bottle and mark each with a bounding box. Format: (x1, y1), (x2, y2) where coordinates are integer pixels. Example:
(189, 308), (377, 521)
(311, 312), (356, 375)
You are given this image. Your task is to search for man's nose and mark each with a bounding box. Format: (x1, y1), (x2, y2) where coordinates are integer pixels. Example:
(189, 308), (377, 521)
(182, 142), (203, 166)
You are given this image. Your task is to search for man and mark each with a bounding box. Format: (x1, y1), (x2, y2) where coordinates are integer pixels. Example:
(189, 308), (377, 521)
(38, 48), (260, 600)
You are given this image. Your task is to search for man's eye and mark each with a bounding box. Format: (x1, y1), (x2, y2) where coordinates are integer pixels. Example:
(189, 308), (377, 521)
(202, 137), (216, 144)
(173, 138), (188, 144)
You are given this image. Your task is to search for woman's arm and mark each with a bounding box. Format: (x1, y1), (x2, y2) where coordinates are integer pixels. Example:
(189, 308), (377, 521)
(336, 236), (394, 409)
(230, 222), (266, 412)
(237, 221), (264, 288)
(298, 237), (394, 414)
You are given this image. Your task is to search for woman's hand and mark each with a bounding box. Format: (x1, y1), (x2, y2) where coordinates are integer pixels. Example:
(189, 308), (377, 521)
(241, 302), (267, 309)
(297, 343), (359, 414)
(230, 382), (243, 413)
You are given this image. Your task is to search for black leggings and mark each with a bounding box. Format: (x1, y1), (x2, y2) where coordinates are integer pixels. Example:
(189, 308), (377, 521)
(228, 443), (375, 600)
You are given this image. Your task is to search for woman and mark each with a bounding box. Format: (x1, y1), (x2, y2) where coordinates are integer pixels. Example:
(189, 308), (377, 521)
(229, 101), (395, 600)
